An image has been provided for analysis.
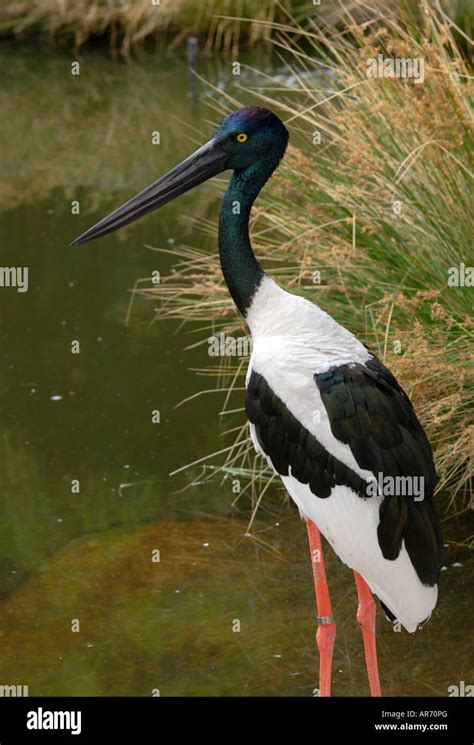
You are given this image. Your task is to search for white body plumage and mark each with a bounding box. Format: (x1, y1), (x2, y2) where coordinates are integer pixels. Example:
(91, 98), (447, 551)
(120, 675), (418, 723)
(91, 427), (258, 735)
(245, 276), (437, 632)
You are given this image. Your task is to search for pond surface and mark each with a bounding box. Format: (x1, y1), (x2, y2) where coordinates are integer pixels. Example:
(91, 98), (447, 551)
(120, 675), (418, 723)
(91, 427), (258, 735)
(0, 42), (472, 697)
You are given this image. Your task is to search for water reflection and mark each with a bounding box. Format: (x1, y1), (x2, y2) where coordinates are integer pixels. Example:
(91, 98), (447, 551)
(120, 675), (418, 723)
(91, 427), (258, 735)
(0, 516), (470, 696)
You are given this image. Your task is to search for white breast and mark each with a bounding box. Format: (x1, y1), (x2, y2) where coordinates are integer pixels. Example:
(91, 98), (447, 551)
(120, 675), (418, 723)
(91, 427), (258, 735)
(246, 277), (373, 480)
(245, 276), (438, 632)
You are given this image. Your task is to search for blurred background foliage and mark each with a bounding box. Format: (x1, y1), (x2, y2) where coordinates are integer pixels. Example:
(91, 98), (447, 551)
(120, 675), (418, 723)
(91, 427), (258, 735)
(0, 0), (472, 58)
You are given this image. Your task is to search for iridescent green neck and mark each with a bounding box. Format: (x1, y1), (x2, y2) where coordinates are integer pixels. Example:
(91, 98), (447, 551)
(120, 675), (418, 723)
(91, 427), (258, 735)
(218, 165), (269, 317)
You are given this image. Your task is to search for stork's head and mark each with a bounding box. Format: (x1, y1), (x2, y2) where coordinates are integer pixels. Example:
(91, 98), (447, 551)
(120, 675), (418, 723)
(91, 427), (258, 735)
(70, 106), (288, 246)
(213, 106), (289, 171)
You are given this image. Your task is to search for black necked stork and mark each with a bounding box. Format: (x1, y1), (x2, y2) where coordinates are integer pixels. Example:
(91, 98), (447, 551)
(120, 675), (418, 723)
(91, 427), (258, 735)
(71, 106), (443, 696)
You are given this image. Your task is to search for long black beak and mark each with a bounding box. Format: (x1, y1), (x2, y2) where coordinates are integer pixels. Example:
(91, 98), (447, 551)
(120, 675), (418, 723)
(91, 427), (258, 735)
(70, 139), (228, 246)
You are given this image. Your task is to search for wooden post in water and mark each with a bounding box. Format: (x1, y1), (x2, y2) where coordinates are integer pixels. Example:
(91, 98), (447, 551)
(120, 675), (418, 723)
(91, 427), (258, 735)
(187, 36), (199, 114)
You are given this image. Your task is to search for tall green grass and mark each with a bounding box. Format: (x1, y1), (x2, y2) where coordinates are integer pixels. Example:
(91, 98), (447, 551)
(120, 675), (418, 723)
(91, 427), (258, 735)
(136, 1), (473, 546)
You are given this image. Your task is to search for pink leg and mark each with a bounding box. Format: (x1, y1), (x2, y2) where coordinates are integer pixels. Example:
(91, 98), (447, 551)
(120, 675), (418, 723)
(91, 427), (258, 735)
(306, 519), (336, 697)
(353, 570), (382, 697)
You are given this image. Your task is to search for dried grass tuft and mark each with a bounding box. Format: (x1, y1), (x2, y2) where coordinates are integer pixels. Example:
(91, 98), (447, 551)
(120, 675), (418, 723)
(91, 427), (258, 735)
(133, 2), (473, 543)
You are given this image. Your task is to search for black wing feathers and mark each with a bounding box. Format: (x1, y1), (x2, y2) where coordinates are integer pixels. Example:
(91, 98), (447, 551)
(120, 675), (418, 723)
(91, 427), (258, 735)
(315, 356), (443, 586)
(246, 355), (443, 588)
(246, 371), (368, 500)
(316, 358), (437, 492)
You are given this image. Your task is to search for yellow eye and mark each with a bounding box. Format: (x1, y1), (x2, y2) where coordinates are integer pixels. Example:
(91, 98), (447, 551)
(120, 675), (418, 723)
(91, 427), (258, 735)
(236, 133), (248, 143)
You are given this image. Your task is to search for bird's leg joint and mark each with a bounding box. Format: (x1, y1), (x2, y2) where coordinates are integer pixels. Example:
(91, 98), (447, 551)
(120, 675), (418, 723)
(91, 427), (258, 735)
(356, 596), (376, 633)
(316, 617), (337, 654)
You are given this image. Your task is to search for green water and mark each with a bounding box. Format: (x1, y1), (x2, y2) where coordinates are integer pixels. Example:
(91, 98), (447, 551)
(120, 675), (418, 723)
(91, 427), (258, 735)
(0, 42), (472, 697)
